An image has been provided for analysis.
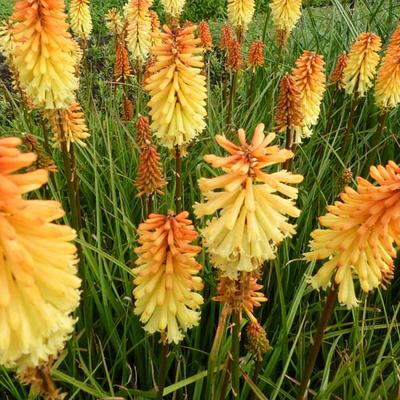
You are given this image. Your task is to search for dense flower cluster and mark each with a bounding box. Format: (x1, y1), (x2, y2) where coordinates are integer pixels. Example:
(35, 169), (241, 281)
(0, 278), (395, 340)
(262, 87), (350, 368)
(69, 0), (92, 40)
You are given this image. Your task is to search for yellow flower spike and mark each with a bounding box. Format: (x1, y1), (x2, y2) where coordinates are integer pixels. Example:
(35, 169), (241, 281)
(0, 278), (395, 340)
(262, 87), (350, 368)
(11, 0), (78, 110)
(343, 32), (382, 97)
(305, 161), (400, 308)
(126, 0), (152, 62)
(375, 32), (400, 110)
(46, 102), (90, 151)
(194, 123), (303, 279)
(270, 0), (302, 47)
(292, 51), (326, 143)
(160, 0), (185, 19)
(69, 0), (92, 40)
(132, 212), (204, 344)
(145, 24), (207, 150)
(227, 0), (255, 34)
(0, 137), (81, 372)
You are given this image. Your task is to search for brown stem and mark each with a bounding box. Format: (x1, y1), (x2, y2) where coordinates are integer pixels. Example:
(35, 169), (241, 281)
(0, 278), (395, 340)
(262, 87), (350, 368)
(147, 194), (153, 215)
(284, 127), (295, 171)
(175, 146), (182, 213)
(297, 285), (338, 400)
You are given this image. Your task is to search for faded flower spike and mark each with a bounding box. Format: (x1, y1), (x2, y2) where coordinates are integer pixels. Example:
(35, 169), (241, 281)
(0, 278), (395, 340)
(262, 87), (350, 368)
(69, 0), (93, 40)
(330, 51), (349, 90)
(198, 20), (213, 51)
(145, 24), (207, 149)
(194, 124), (303, 279)
(126, 0), (152, 62)
(305, 162), (400, 308)
(11, 0), (78, 109)
(292, 51), (326, 143)
(47, 102), (90, 151)
(105, 8), (125, 37)
(0, 137), (81, 372)
(227, 0), (255, 34)
(248, 40), (264, 69)
(375, 32), (400, 110)
(274, 74), (304, 132)
(132, 212), (204, 343)
(343, 32), (381, 97)
(270, 0), (302, 47)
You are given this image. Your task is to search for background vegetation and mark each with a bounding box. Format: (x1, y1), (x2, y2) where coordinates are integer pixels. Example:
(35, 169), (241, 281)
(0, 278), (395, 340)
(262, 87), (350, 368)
(0, 0), (400, 399)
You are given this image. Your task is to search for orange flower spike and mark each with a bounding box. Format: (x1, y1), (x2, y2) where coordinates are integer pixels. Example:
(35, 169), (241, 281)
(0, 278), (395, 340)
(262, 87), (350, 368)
(135, 144), (166, 197)
(274, 74), (303, 132)
(136, 115), (152, 146)
(198, 20), (213, 51)
(0, 138), (80, 371)
(330, 51), (349, 90)
(343, 32), (381, 97)
(306, 161), (400, 308)
(292, 51), (326, 143)
(133, 212), (204, 343)
(123, 97), (134, 121)
(227, 39), (242, 72)
(388, 24), (400, 48)
(114, 39), (132, 81)
(219, 24), (234, 50)
(195, 124), (303, 279)
(248, 40), (264, 69)
(149, 11), (162, 47)
(12, 0), (78, 109)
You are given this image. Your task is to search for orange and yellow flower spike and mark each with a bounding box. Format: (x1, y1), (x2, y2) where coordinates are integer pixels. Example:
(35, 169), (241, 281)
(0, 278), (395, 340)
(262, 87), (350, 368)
(133, 212), (203, 343)
(306, 162), (400, 308)
(0, 137), (80, 372)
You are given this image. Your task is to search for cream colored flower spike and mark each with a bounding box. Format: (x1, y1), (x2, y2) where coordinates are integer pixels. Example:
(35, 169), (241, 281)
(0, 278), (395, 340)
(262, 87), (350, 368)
(227, 0), (255, 33)
(195, 124), (303, 279)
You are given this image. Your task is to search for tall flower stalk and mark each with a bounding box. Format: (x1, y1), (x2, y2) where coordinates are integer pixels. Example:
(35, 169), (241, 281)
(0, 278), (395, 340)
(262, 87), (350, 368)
(195, 124), (302, 396)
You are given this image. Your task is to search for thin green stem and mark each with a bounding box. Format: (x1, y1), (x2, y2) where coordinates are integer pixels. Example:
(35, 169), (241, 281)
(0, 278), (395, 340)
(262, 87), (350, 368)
(284, 127), (295, 171)
(342, 95), (358, 154)
(296, 285), (338, 400)
(231, 309), (241, 398)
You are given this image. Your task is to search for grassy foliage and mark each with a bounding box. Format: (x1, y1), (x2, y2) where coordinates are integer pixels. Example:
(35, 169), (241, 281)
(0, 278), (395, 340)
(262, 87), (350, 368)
(1, 0), (400, 399)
